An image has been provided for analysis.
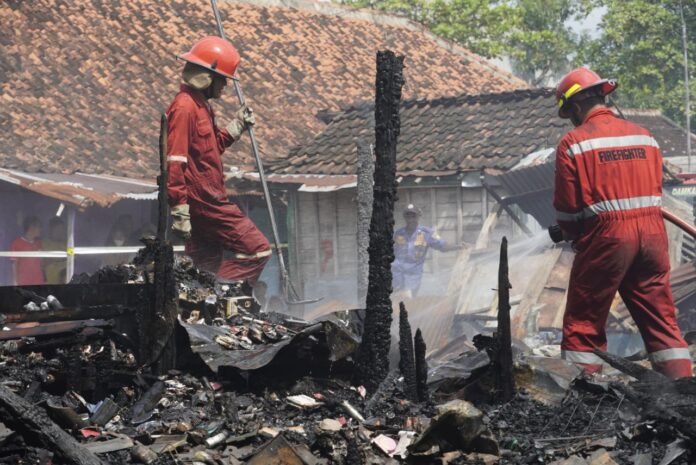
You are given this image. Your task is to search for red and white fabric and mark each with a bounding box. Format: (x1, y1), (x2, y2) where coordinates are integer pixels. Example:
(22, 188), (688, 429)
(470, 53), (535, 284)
(166, 84), (270, 285)
(554, 107), (692, 379)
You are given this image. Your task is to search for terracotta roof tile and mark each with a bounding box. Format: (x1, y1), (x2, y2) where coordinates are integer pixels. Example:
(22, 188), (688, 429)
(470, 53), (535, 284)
(1, 0), (526, 178)
(273, 88), (568, 174)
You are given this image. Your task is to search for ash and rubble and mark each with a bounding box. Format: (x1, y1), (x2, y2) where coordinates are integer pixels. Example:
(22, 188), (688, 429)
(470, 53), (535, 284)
(1, 51), (695, 465)
(0, 248), (694, 465)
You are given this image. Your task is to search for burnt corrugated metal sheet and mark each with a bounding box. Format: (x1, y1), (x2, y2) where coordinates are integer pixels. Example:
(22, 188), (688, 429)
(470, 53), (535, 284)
(494, 161), (556, 228)
(0, 169), (157, 208)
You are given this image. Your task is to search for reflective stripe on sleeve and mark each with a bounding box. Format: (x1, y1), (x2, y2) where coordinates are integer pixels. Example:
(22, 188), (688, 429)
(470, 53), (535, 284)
(648, 348), (692, 363)
(566, 135), (659, 158)
(167, 155), (188, 163)
(561, 350), (606, 365)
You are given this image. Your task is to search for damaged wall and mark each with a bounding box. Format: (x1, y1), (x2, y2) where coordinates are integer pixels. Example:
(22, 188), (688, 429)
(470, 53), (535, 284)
(289, 183), (523, 314)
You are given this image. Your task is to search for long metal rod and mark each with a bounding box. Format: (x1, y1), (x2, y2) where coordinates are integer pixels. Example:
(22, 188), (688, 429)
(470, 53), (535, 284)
(210, 0), (316, 303)
(680, 0), (692, 172)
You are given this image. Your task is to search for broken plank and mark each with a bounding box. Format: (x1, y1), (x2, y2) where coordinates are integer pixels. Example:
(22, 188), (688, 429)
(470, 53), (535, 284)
(82, 435), (134, 454)
(0, 385), (105, 465)
(0, 305), (133, 324)
(511, 247), (562, 340)
(474, 204), (502, 250)
(0, 319), (112, 340)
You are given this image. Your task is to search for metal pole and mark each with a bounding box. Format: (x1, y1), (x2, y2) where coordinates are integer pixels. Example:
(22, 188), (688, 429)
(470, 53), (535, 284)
(65, 208), (76, 283)
(680, 0), (692, 172)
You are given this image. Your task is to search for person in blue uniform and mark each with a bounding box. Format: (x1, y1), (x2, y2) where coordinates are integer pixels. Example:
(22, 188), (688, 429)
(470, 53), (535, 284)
(392, 204), (453, 297)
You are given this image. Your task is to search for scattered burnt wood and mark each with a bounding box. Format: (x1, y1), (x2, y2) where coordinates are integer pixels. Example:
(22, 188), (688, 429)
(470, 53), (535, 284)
(353, 50), (404, 393)
(0, 319), (112, 341)
(610, 381), (696, 441)
(0, 305), (133, 325)
(398, 302), (418, 402)
(414, 328), (429, 402)
(495, 237), (514, 402)
(592, 348), (670, 384)
(0, 385), (105, 465)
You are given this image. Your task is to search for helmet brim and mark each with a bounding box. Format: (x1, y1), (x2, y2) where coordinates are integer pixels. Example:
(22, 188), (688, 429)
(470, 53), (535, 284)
(557, 79), (618, 118)
(178, 53), (235, 79)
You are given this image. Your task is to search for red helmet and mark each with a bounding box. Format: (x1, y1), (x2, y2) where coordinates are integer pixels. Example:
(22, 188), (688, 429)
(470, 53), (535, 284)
(178, 36), (240, 79)
(555, 68), (617, 118)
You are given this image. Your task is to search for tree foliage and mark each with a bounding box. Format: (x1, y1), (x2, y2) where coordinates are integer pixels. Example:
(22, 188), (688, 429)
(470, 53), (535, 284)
(508, 0), (583, 86)
(577, 0), (695, 129)
(339, 0), (696, 130)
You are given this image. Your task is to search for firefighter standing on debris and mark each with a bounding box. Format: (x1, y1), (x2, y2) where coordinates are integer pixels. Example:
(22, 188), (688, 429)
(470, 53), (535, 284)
(553, 67), (692, 379)
(166, 37), (271, 288)
(392, 204), (456, 298)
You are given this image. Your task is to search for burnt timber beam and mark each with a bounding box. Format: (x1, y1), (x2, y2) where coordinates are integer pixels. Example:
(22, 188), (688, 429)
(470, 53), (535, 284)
(0, 385), (106, 465)
(353, 50), (404, 392)
(495, 237), (515, 402)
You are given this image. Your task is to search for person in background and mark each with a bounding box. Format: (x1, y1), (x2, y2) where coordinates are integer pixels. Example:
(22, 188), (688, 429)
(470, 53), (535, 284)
(392, 204), (459, 298)
(10, 216), (45, 285)
(42, 217), (66, 284)
(115, 214), (135, 242)
(103, 224), (131, 267)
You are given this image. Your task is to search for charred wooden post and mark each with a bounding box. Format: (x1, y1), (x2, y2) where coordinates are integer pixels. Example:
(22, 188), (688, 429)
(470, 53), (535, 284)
(356, 140), (374, 307)
(353, 50), (404, 392)
(398, 302), (418, 401)
(496, 237), (514, 402)
(157, 112), (169, 243)
(0, 386), (105, 465)
(414, 328), (429, 402)
(140, 114), (177, 372)
(593, 349), (669, 384)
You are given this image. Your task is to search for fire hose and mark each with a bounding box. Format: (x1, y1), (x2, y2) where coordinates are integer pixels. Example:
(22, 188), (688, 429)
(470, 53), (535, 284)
(208, 0), (319, 305)
(548, 208), (696, 243)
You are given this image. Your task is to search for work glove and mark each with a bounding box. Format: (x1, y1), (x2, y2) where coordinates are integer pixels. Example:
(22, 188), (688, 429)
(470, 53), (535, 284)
(226, 105), (256, 141)
(171, 204), (192, 241)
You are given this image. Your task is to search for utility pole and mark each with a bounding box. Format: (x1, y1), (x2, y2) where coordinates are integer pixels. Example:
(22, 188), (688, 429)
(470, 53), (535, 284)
(680, 0), (692, 172)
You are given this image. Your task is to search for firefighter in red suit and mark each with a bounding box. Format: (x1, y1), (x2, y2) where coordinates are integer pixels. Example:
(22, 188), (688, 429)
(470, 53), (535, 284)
(167, 37), (271, 286)
(554, 68), (692, 379)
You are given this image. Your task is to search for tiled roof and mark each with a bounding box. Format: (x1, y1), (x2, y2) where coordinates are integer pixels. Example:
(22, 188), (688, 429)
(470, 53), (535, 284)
(621, 109), (696, 158)
(273, 89), (696, 175)
(273, 88), (567, 174)
(0, 0), (526, 178)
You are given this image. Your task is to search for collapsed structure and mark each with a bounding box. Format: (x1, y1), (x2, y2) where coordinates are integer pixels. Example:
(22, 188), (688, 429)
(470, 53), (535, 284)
(1, 1), (696, 465)
(2, 46), (696, 464)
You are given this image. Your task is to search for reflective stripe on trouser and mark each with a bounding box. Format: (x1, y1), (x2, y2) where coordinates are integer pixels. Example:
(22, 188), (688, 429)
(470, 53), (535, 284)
(561, 350), (605, 375)
(186, 200), (271, 285)
(562, 213), (691, 379)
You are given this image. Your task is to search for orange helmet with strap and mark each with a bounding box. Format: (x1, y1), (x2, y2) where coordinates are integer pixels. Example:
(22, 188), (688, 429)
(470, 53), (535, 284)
(555, 68), (617, 118)
(178, 36), (240, 79)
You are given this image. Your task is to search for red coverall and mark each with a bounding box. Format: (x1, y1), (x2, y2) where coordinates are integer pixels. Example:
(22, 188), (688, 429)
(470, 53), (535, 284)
(166, 85), (271, 284)
(554, 107), (691, 379)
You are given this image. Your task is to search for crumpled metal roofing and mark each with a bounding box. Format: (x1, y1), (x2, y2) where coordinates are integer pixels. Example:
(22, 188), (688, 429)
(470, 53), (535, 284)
(0, 169), (157, 208)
